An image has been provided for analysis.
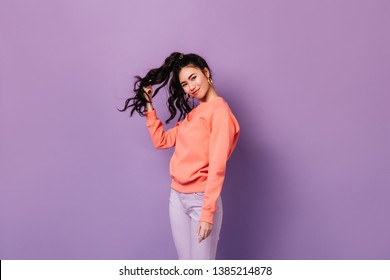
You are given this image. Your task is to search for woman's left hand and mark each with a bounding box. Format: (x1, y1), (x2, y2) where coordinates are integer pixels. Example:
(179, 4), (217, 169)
(197, 221), (213, 243)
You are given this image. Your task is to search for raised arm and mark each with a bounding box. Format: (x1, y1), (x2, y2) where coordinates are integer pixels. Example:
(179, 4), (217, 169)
(144, 85), (181, 149)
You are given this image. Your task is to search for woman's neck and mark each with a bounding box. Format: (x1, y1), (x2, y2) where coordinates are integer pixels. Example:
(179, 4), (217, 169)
(200, 86), (218, 103)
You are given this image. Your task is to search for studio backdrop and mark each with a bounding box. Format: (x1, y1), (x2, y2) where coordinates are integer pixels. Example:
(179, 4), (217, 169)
(0, 0), (389, 259)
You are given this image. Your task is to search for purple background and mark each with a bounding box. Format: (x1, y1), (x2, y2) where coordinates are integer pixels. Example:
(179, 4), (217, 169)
(1, 0), (389, 259)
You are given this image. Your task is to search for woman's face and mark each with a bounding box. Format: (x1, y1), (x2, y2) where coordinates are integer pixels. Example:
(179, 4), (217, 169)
(179, 65), (211, 102)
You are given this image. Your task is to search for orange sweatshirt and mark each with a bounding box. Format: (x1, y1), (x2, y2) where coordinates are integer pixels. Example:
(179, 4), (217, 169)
(145, 96), (240, 224)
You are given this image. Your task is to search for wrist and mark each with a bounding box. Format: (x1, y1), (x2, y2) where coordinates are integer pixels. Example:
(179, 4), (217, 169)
(145, 103), (154, 112)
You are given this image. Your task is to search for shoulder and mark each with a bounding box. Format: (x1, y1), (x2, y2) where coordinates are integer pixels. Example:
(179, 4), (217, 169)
(202, 97), (232, 115)
(211, 98), (240, 130)
(200, 97), (238, 125)
(211, 98), (236, 121)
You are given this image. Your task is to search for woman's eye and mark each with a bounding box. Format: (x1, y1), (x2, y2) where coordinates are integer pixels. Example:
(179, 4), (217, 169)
(191, 76), (196, 80)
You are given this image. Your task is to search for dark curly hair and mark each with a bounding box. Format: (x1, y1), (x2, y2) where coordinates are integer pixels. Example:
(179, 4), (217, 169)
(118, 52), (212, 123)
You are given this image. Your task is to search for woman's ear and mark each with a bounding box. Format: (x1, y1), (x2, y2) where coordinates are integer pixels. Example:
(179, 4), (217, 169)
(202, 67), (211, 78)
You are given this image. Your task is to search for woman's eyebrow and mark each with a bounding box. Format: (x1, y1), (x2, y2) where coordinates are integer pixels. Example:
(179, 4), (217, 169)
(188, 73), (196, 79)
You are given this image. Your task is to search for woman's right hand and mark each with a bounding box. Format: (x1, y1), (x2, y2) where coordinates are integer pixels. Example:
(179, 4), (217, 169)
(143, 85), (154, 111)
(143, 85), (153, 103)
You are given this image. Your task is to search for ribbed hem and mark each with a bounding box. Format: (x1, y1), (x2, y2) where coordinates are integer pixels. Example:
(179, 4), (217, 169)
(145, 109), (157, 125)
(171, 179), (206, 194)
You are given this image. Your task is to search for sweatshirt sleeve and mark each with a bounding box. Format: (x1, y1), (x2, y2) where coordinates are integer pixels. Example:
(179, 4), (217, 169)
(145, 109), (182, 149)
(199, 105), (239, 224)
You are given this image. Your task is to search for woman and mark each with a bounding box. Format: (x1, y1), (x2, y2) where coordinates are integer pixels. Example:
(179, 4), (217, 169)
(119, 52), (240, 259)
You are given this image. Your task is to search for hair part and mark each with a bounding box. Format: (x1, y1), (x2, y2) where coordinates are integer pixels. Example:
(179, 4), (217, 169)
(118, 52), (212, 123)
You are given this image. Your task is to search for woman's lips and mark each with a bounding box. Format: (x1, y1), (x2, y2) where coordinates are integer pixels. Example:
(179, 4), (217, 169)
(192, 89), (200, 95)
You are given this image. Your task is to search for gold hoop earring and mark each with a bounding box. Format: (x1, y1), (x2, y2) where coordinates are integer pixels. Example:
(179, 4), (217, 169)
(208, 77), (213, 85)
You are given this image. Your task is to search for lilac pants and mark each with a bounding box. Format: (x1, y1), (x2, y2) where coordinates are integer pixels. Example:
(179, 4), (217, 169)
(169, 189), (223, 260)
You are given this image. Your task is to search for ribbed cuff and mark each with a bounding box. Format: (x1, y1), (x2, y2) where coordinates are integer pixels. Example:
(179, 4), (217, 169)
(145, 109), (157, 125)
(199, 210), (214, 224)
